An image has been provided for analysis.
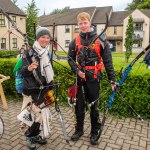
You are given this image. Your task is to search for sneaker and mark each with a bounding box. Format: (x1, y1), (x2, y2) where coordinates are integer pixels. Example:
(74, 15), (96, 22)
(90, 134), (99, 145)
(26, 137), (36, 150)
(71, 130), (83, 141)
(34, 135), (47, 145)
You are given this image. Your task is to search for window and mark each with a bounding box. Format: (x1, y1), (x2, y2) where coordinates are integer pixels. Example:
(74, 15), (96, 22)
(74, 25), (79, 33)
(12, 16), (16, 22)
(12, 38), (17, 48)
(65, 25), (70, 33)
(133, 33), (142, 40)
(65, 40), (70, 47)
(0, 14), (5, 25)
(1, 38), (6, 49)
(134, 23), (143, 31)
(133, 40), (142, 48)
(114, 26), (117, 35)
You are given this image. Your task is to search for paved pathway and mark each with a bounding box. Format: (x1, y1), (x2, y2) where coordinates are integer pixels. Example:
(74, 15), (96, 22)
(0, 100), (150, 150)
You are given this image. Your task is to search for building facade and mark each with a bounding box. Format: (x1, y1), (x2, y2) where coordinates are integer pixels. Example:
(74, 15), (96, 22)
(0, 0), (26, 50)
(123, 9), (150, 53)
(1, 2), (150, 53)
(39, 7), (150, 53)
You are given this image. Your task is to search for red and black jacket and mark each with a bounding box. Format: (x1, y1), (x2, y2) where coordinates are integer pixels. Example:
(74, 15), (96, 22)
(68, 26), (115, 82)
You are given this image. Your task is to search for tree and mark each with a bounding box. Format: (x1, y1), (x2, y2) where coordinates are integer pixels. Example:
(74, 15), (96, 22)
(124, 15), (134, 62)
(25, 0), (39, 45)
(126, 0), (150, 10)
(50, 6), (70, 14)
(137, 0), (150, 9)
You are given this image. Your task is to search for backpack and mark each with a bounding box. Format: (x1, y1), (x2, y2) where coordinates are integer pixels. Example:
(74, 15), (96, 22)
(13, 58), (23, 95)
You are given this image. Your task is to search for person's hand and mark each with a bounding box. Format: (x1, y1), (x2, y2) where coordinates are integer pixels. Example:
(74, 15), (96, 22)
(110, 81), (116, 91)
(111, 83), (116, 91)
(28, 62), (39, 71)
(78, 70), (85, 79)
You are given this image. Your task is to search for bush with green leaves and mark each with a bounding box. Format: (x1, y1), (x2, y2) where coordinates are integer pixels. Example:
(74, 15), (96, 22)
(0, 58), (149, 118)
(99, 70), (150, 119)
(0, 58), (17, 96)
(0, 50), (19, 58)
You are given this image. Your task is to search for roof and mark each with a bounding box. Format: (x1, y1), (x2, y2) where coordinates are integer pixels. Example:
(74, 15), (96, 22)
(39, 6), (112, 26)
(108, 10), (133, 26)
(141, 9), (150, 18)
(0, 0), (26, 16)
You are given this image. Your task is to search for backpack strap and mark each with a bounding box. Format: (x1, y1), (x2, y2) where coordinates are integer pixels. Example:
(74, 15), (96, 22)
(94, 39), (101, 59)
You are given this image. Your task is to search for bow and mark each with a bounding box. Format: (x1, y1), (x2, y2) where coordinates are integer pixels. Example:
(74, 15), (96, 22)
(96, 43), (150, 140)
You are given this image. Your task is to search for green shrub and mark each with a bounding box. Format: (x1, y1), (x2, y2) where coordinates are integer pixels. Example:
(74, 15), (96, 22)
(99, 67), (150, 119)
(0, 50), (19, 58)
(0, 58), (17, 95)
(0, 58), (149, 118)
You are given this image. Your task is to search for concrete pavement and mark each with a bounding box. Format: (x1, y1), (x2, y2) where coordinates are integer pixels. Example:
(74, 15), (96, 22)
(0, 100), (150, 150)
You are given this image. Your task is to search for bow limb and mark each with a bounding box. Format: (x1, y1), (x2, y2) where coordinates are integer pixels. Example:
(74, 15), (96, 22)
(89, 13), (108, 47)
(50, 23), (74, 75)
(119, 43), (150, 86)
(0, 8), (24, 37)
(0, 8), (34, 47)
(51, 23), (55, 67)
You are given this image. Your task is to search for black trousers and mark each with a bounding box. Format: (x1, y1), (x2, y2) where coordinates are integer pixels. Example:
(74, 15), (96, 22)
(75, 79), (101, 134)
(25, 122), (41, 137)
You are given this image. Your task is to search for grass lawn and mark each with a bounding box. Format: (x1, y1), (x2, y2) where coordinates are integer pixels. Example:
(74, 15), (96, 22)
(55, 52), (149, 75)
(111, 52), (142, 58)
(56, 50), (142, 57)
(56, 51), (67, 55)
(112, 57), (148, 75)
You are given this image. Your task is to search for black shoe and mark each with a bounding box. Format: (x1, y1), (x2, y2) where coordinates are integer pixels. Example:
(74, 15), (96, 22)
(90, 134), (99, 145)
(34, 135), (47, 145)
(71, 130), (83, 141)
(26, 137), (36, 150)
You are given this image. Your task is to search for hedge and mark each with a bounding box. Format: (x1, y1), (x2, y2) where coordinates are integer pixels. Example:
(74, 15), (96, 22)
(0, 58), (149, 118)
(0, 50), (19, 58)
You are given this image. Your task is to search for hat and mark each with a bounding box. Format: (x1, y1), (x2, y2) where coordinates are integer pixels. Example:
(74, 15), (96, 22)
(36, 26), (51, 40)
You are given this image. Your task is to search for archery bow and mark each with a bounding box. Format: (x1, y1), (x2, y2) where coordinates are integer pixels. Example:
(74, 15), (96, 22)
(96, 43), (150, 140)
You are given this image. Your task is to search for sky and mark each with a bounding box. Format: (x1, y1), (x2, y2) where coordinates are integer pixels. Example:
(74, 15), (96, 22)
(16, 0), (133, 16)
